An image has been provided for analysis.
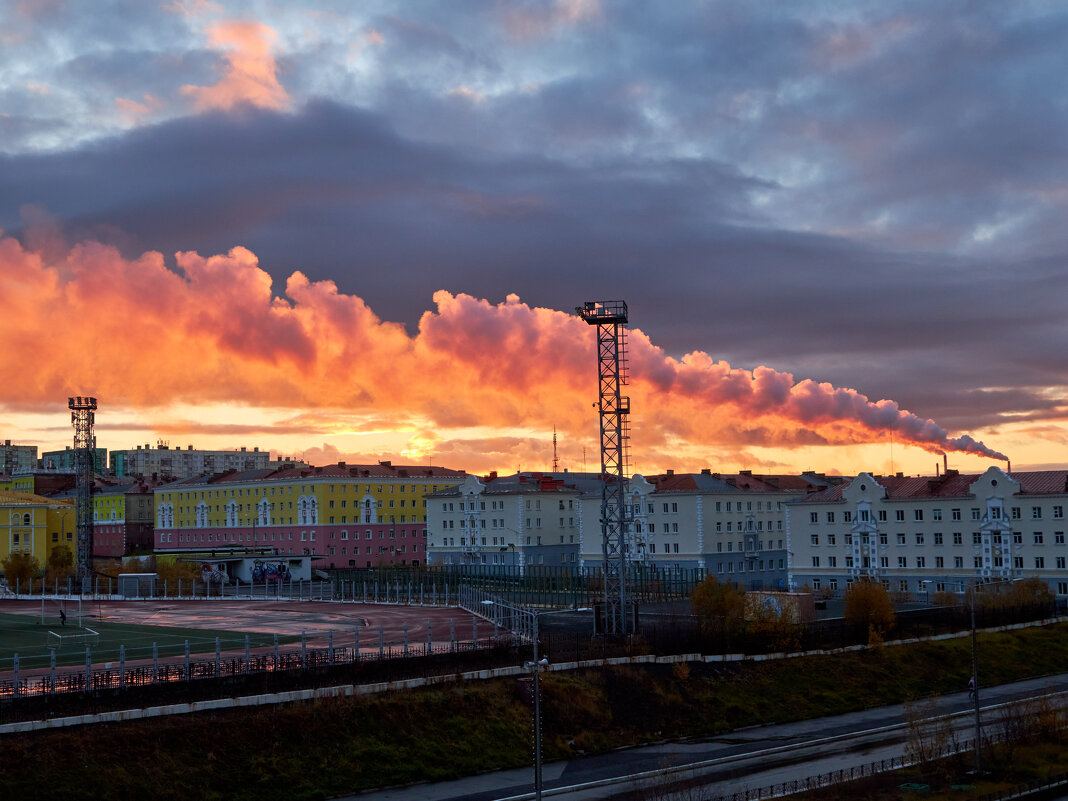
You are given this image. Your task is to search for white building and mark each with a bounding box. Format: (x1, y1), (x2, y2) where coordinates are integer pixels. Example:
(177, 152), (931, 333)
(787, 466), (1068, 597)
(577, 470), (834, 588)
(427, 472), (589, 571)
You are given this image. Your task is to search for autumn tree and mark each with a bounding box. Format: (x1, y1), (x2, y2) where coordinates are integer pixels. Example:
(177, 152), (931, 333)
(690, 576), (746, 637)
(46, 544), (74, 580)
(2, 552), (41, 588)
(843, 579), (895, 639)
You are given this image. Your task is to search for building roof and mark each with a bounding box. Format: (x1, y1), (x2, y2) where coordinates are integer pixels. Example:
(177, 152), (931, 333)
(157, 460), (466, 490)
(0, 490), (74, 507)
(647, 471), (830, 495)
(797, 469), (1068, 503)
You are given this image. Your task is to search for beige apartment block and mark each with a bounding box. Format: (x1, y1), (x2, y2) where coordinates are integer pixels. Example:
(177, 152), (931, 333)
(788, 466), (1068, 598)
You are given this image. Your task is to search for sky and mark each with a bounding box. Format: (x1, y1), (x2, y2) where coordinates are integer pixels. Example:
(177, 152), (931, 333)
(1, 0), (1066, 478)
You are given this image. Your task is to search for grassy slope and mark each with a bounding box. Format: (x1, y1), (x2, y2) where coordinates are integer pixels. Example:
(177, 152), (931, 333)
(1, 624), (1066, 801)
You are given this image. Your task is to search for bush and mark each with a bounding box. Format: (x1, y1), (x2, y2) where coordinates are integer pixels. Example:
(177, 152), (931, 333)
(843, 579), (895, 636)
(2, 552), (41, 587)
(690, 577), (746, 636)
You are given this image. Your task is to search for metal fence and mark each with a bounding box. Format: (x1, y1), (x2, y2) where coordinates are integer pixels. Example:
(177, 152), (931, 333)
(0, 615), (517, 721)
(2, 577), (334, 601)
(329, 564), (706, 608)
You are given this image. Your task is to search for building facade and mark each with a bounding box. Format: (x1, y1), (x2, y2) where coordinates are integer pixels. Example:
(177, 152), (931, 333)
(91, 478), (162, 558)
(0, 490), (76, 573)
(577, 470), (833, 588)
(153, 461), (466, 569)
(787, 467), (1068, 597)
(111, 443), (282, 478)
(41, 446), (108, 473)
(426, 472), (589, 570)
(1, 440), (37, 475)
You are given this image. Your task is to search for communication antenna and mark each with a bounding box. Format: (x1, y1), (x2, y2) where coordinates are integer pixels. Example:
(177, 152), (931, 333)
(552, 426), (559, 473)
(576, 300), (633, 636)
(68, 396), (97, 586)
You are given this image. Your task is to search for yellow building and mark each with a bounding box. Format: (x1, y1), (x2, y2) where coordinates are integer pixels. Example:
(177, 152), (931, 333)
(154, 461), (467, 569)
(0, 491), (76, 571)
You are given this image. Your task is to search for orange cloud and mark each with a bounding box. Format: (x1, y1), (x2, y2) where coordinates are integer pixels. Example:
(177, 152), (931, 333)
(0, 234), (1005, 465)
(181, 21), (289, 112)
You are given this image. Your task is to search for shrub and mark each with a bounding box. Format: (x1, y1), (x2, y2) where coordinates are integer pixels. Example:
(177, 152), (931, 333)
(843, 579), (895, 636)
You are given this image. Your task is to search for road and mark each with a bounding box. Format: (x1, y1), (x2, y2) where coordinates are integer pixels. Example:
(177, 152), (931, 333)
(350, 673), (1068, 801)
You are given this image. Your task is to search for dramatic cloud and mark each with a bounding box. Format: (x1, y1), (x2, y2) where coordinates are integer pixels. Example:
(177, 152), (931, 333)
(2, 3), (1067, 472)
(181, 21), (289, 111)
(0, 234), (1006, 464)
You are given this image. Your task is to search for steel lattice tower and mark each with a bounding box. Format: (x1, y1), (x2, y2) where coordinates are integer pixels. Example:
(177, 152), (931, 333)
(69, 396), (97, 583)
(576, 300), (633, 635)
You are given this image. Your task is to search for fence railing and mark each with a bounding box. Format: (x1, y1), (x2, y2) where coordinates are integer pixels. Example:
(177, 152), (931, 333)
(0, 613), (504, 710)
(2, 577), (334, 601)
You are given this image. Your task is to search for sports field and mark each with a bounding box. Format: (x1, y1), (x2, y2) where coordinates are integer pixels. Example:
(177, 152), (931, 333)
(0, 599), (483, 671)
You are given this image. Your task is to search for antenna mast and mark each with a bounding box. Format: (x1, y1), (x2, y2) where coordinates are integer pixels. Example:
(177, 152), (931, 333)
(552, 425), (559, 472)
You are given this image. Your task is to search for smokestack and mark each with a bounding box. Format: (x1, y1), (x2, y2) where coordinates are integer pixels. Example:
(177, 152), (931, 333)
(1007, 460), (1011, 475)
(943, 453), (948, 473)
(935, 462), (940, 478)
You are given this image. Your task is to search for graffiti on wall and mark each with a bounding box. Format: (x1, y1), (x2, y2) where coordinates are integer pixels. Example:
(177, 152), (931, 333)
(251, 560), (292, 584)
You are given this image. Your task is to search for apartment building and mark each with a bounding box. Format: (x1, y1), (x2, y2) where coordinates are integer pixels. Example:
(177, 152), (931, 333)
(788, 466), (1068, 597)
(153, 461), (466, 568)
(426, 472), (590, 570)
(578, 470), (833, 588)
(111, 443), (280, 478)
(0, 490), (75, 570)
(1, 440), (37, 475)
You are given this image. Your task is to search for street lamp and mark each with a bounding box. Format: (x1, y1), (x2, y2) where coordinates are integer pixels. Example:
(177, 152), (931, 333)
(482, 600), (591, 801)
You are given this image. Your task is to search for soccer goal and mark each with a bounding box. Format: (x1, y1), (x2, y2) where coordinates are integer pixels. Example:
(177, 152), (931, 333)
(47, 628), (101, 653)
(40, 597), (84, 628)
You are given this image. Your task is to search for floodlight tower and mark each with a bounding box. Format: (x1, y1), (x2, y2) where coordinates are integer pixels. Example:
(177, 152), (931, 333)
(69, 396), (97, 585)
(575, 300), (633, 635)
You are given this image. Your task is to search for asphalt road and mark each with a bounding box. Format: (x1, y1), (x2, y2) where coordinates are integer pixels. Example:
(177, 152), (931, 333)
(349, 672), (1068, 801)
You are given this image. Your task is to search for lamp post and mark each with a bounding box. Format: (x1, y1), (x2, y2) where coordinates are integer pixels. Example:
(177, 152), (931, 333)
(482, 600), (591, 801)
(970, 581), (982, 774)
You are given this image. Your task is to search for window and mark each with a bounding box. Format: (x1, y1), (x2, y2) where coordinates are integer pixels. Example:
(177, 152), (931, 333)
(973, 533), (982, 545)
(915, 533), (925, 546)
(827, 556), (838, 568)
(1013, 556), (1024, 569)
(860, 509), (870, 522)
(932, 509), (942, 521)
(812, 556), (820, 567)
(843, 511), (852, 523)
(933, 532), (943, 545)
(828, 533), (836, 546)
(1014, 532), (1023, 544)
(1054, 506), (1063, 519)
(971, 508), (981, 521)
(954, 556), (963, 568)
(1012, 507), (1021, 519)
(1035, 557), (1045, 569)
(1033, 506), (1043, 519)
(810, 512), (818, 524)
(879, 532), (888, 545)
(810, 534), (819, 546)
(898, 556), (907, 568)
(1035, 532), (1044, 545)
(1058, 557), (1066, 570)
(1056, 532), (1065, 544)
(826, 512), (835, 523)
(952, 509), (961, 521)
(914, 509), (923, 522)
(897, 533), (906, 545)
(896, 510), (905, 522)
(935, 556), (944, 568)
(916, 556), (925, 568)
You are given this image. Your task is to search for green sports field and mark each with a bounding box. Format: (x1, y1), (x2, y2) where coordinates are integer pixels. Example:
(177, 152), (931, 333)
(0, 610), (298, 670)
